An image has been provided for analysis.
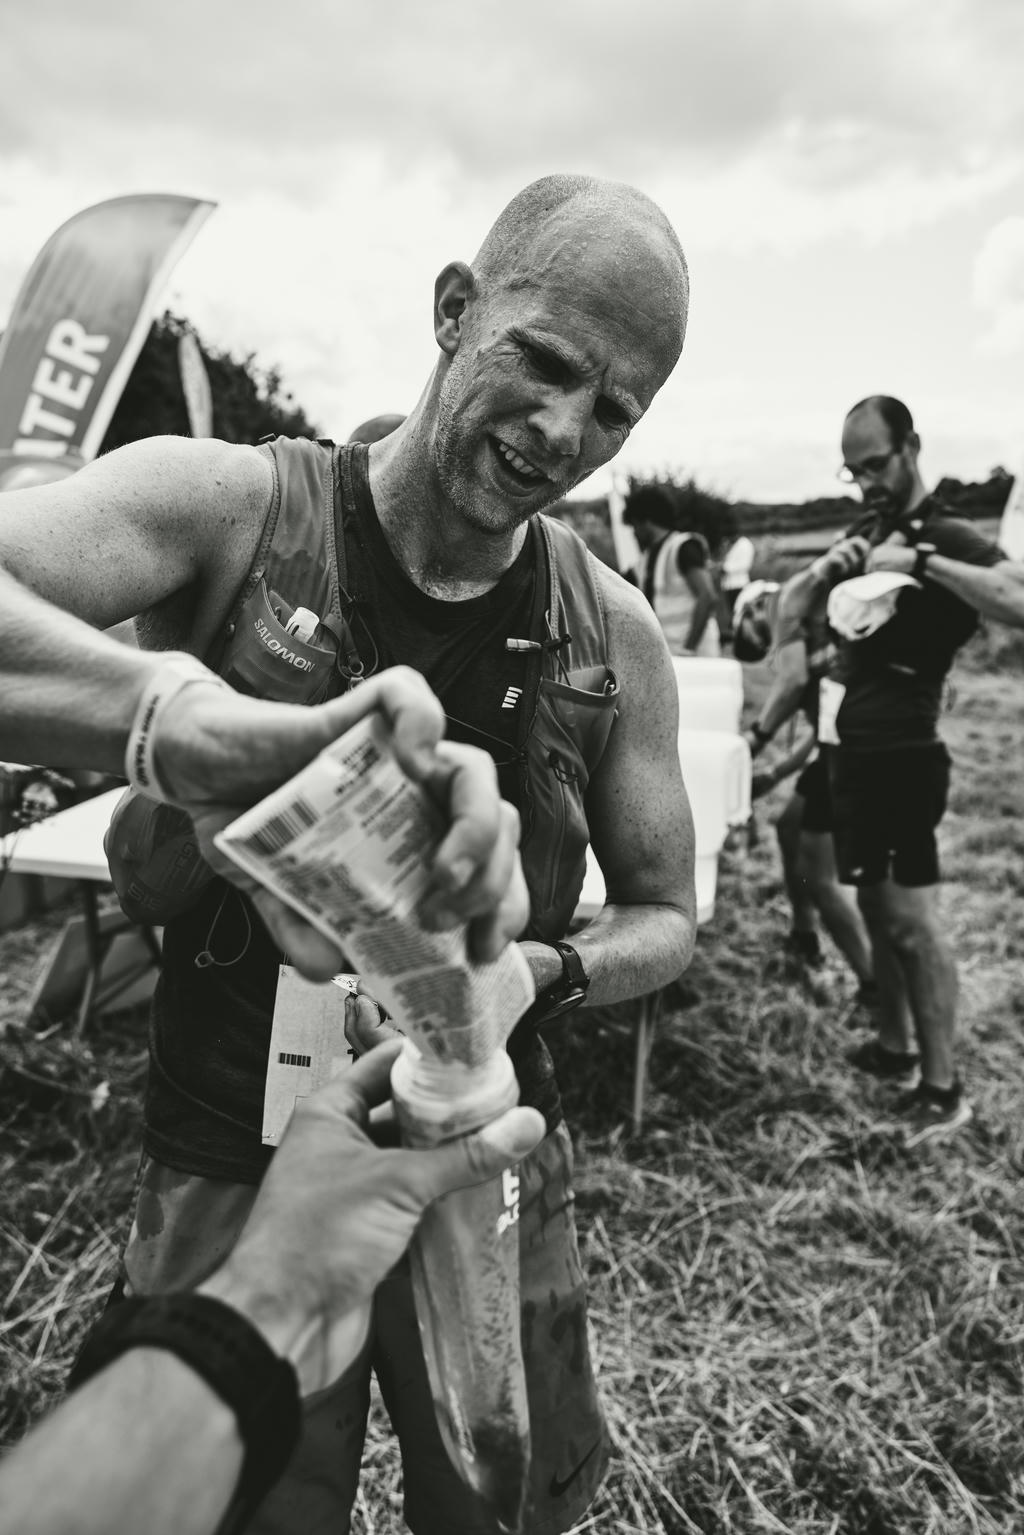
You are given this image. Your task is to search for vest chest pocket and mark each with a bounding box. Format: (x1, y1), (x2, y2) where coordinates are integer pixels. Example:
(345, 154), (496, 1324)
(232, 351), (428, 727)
(219, 578), (336, 706)
(537, 665), (619, 784)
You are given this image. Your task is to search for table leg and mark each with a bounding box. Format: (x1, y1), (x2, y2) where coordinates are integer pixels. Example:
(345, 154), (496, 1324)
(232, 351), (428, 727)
(631, 990), (663, 1135)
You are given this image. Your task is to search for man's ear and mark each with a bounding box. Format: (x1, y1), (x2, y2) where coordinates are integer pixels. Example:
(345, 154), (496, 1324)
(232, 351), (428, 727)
(434, 262), (476, 356)
(905, 430), (921, 459)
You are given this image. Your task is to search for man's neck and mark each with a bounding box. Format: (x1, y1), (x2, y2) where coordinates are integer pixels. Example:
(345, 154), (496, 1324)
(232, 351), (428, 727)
(366, 419), (530, 601)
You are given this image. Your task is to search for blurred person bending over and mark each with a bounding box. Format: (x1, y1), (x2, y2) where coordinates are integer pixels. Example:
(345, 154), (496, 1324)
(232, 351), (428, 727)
(783, 396), (1005, 1145)
(735, 578), (875, 1002)
(0, 172), (697, 1535)
(622, 482), (721, 656)
(347, 411), (406, 445)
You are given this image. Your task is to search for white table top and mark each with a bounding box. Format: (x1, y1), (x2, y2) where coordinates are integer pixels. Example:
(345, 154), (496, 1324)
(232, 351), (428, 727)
(0, 786), (122, 881)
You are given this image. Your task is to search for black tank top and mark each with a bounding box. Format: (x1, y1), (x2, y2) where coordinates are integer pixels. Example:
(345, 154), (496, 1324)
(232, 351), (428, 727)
(343, 448), (539, 809)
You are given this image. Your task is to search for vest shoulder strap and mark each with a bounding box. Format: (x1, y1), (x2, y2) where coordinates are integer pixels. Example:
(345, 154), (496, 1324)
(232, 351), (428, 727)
(536, 512), (611, 673)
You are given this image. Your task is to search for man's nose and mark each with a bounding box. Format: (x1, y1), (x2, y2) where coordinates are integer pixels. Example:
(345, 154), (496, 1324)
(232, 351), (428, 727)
(529, 389), (591, 458)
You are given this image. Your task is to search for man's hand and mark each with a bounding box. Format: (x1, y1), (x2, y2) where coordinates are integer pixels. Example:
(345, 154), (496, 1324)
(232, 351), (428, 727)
(155, 667), (528, 978)
(866, 542), (917, 577)
(200, 1039), (546, 1394)
(811, 534), (871, 584)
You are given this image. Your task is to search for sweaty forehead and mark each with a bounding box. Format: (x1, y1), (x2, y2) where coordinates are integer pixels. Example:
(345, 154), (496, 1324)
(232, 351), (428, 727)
(494, 207), (685, 390)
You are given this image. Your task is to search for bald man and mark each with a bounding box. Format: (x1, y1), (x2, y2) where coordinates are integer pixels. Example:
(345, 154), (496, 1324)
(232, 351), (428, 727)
(0, 174), (696, 1534)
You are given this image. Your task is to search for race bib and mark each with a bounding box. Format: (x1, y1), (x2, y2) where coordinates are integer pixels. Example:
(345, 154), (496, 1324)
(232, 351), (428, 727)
(817, 678), (846, 746)
(262, 967), (357, 1145)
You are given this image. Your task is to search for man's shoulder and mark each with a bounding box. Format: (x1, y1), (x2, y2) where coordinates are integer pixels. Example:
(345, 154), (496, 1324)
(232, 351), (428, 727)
(916, 498), (1004, 565)
(92, 435), (271, 516)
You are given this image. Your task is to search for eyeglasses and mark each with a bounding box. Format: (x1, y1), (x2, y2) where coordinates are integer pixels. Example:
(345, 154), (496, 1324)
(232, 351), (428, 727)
(837, 447), (901, 484)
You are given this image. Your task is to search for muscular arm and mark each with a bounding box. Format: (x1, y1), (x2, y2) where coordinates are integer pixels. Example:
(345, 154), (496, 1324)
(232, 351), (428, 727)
(524, 571), (696, 1003)
(0, 436), (270, 771)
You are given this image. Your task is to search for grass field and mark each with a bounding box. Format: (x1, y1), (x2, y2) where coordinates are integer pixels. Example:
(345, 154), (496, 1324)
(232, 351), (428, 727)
(2, 625), (1023, 1533)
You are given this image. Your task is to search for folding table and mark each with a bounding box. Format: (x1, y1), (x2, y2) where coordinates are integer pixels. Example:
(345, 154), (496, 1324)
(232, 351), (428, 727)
(0, 788), (160, 1032)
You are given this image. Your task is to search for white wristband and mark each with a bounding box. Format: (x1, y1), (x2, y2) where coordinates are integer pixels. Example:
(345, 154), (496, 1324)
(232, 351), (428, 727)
(125, 654), (227, 804)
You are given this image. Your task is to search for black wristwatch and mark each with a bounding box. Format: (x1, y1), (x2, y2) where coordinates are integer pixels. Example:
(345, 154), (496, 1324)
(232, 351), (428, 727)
(525, 939), (590, 1025)
(913, 542), (937, 582)
(69, 1294), (301, 1533)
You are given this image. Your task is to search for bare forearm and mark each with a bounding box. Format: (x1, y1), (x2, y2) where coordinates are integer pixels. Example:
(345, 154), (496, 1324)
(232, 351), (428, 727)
(684, 590), (715, 650)
(0, 565), (157, 771)
(523, 900), (695, 1007)
(925, 554), (1024, 626)
(752, 672), (807, 739)
(0, 1349), (242, 1535)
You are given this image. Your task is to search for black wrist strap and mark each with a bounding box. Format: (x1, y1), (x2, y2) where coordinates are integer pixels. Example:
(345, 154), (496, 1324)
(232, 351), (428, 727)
(69, 1293), (301, 1531)
(522, 939), (590, 1026)
(913, 543), (936, 582)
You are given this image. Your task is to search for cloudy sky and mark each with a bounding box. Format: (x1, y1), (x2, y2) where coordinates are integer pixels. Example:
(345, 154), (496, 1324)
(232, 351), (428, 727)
(2, 0), (1021, 503)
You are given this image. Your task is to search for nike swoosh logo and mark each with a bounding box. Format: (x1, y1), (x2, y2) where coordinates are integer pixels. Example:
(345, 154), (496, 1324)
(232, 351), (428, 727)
(548, 1440), (600, 1499)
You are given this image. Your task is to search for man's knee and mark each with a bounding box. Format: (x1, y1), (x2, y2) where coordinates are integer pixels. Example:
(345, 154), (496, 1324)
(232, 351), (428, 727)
(860, 884), (945, 961)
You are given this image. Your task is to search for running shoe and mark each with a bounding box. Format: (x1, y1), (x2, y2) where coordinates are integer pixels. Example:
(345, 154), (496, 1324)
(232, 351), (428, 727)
(895, 1080), (974, 1148)
(847, 1037), (921, 1089)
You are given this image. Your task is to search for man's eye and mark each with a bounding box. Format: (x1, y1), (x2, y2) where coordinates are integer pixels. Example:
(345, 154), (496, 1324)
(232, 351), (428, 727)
(595, 398), (630, 432)
(522, 343), (563, 381)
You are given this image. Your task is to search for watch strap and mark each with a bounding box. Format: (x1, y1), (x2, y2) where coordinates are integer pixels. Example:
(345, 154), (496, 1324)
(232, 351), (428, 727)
(522, 939), (590, 1026)
(912, 542), (937, 582)
(547, 938), (588, 992)
(69, 1293), (301, 1530)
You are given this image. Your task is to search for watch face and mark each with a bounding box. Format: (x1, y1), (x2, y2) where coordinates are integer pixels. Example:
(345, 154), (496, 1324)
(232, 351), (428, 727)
(542, 987), (588, 1020)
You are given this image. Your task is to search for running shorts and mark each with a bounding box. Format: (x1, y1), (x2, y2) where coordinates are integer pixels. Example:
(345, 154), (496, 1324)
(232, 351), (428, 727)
(829, 742), (950, 887)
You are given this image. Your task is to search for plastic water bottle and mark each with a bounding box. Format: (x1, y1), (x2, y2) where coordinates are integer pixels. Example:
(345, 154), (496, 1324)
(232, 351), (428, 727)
(391, 1042), (531, 1535)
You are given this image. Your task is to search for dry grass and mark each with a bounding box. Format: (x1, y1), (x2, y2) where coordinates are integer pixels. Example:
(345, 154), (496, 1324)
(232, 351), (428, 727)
(2, 627), (1024, 1532)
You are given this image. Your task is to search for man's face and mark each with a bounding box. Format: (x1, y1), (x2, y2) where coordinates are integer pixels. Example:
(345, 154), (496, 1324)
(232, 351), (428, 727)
(628, 516), (665, 552)
(840, 409), (916, 522)
(432, 227), (682, 536)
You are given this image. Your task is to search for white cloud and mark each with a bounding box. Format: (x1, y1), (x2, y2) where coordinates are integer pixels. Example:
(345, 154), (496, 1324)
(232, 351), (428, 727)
(973, 217), (1024, 354)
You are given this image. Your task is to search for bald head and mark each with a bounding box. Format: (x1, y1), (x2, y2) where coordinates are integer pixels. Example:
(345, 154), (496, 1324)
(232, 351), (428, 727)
(348, 413), (406, 445)
(471, 174), (689, 370)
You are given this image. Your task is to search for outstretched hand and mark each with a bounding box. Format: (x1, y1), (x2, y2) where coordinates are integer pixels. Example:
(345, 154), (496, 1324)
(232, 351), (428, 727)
(200, 1039), (545, 1394)
(153, 667), (529, 978)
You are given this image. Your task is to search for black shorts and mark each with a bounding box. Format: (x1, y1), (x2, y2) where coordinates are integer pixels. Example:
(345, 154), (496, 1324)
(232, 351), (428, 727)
(829, 743), (950, 887)
(793, 751), (833, 835)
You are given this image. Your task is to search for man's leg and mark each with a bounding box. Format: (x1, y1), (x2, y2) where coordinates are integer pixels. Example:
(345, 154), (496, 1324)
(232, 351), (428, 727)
(121, 1155), (372, 1535)
(858, 880), (958, 1089)
(797, 829), (874, 986)
(774, 791), (823, 969)
(855, 882), (916, 1056)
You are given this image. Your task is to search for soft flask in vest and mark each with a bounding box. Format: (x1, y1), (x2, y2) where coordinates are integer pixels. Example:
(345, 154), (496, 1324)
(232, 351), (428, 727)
(219, 579), (334, 704)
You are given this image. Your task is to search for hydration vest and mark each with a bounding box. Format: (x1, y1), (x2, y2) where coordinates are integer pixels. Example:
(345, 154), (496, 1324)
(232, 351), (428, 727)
(207, 436), (619, 940)
(634, 531), (720, 658)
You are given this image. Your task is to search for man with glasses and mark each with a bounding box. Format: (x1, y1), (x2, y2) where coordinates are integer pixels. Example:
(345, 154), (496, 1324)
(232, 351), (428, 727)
(782, 396), (1004, 1145)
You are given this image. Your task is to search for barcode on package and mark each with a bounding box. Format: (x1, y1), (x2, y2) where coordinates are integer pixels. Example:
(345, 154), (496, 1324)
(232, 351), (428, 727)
(241, 795), (319, 856)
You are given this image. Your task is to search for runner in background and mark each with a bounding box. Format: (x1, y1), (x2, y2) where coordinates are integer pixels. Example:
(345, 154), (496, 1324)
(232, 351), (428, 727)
(735, 578), (876, 1008)
(622, 482), (721, 656)
(718, 527), (755, 645)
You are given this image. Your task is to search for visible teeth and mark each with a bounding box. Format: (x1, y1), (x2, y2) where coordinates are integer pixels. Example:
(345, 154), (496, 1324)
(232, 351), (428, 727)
(498, 442), (542, 479)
